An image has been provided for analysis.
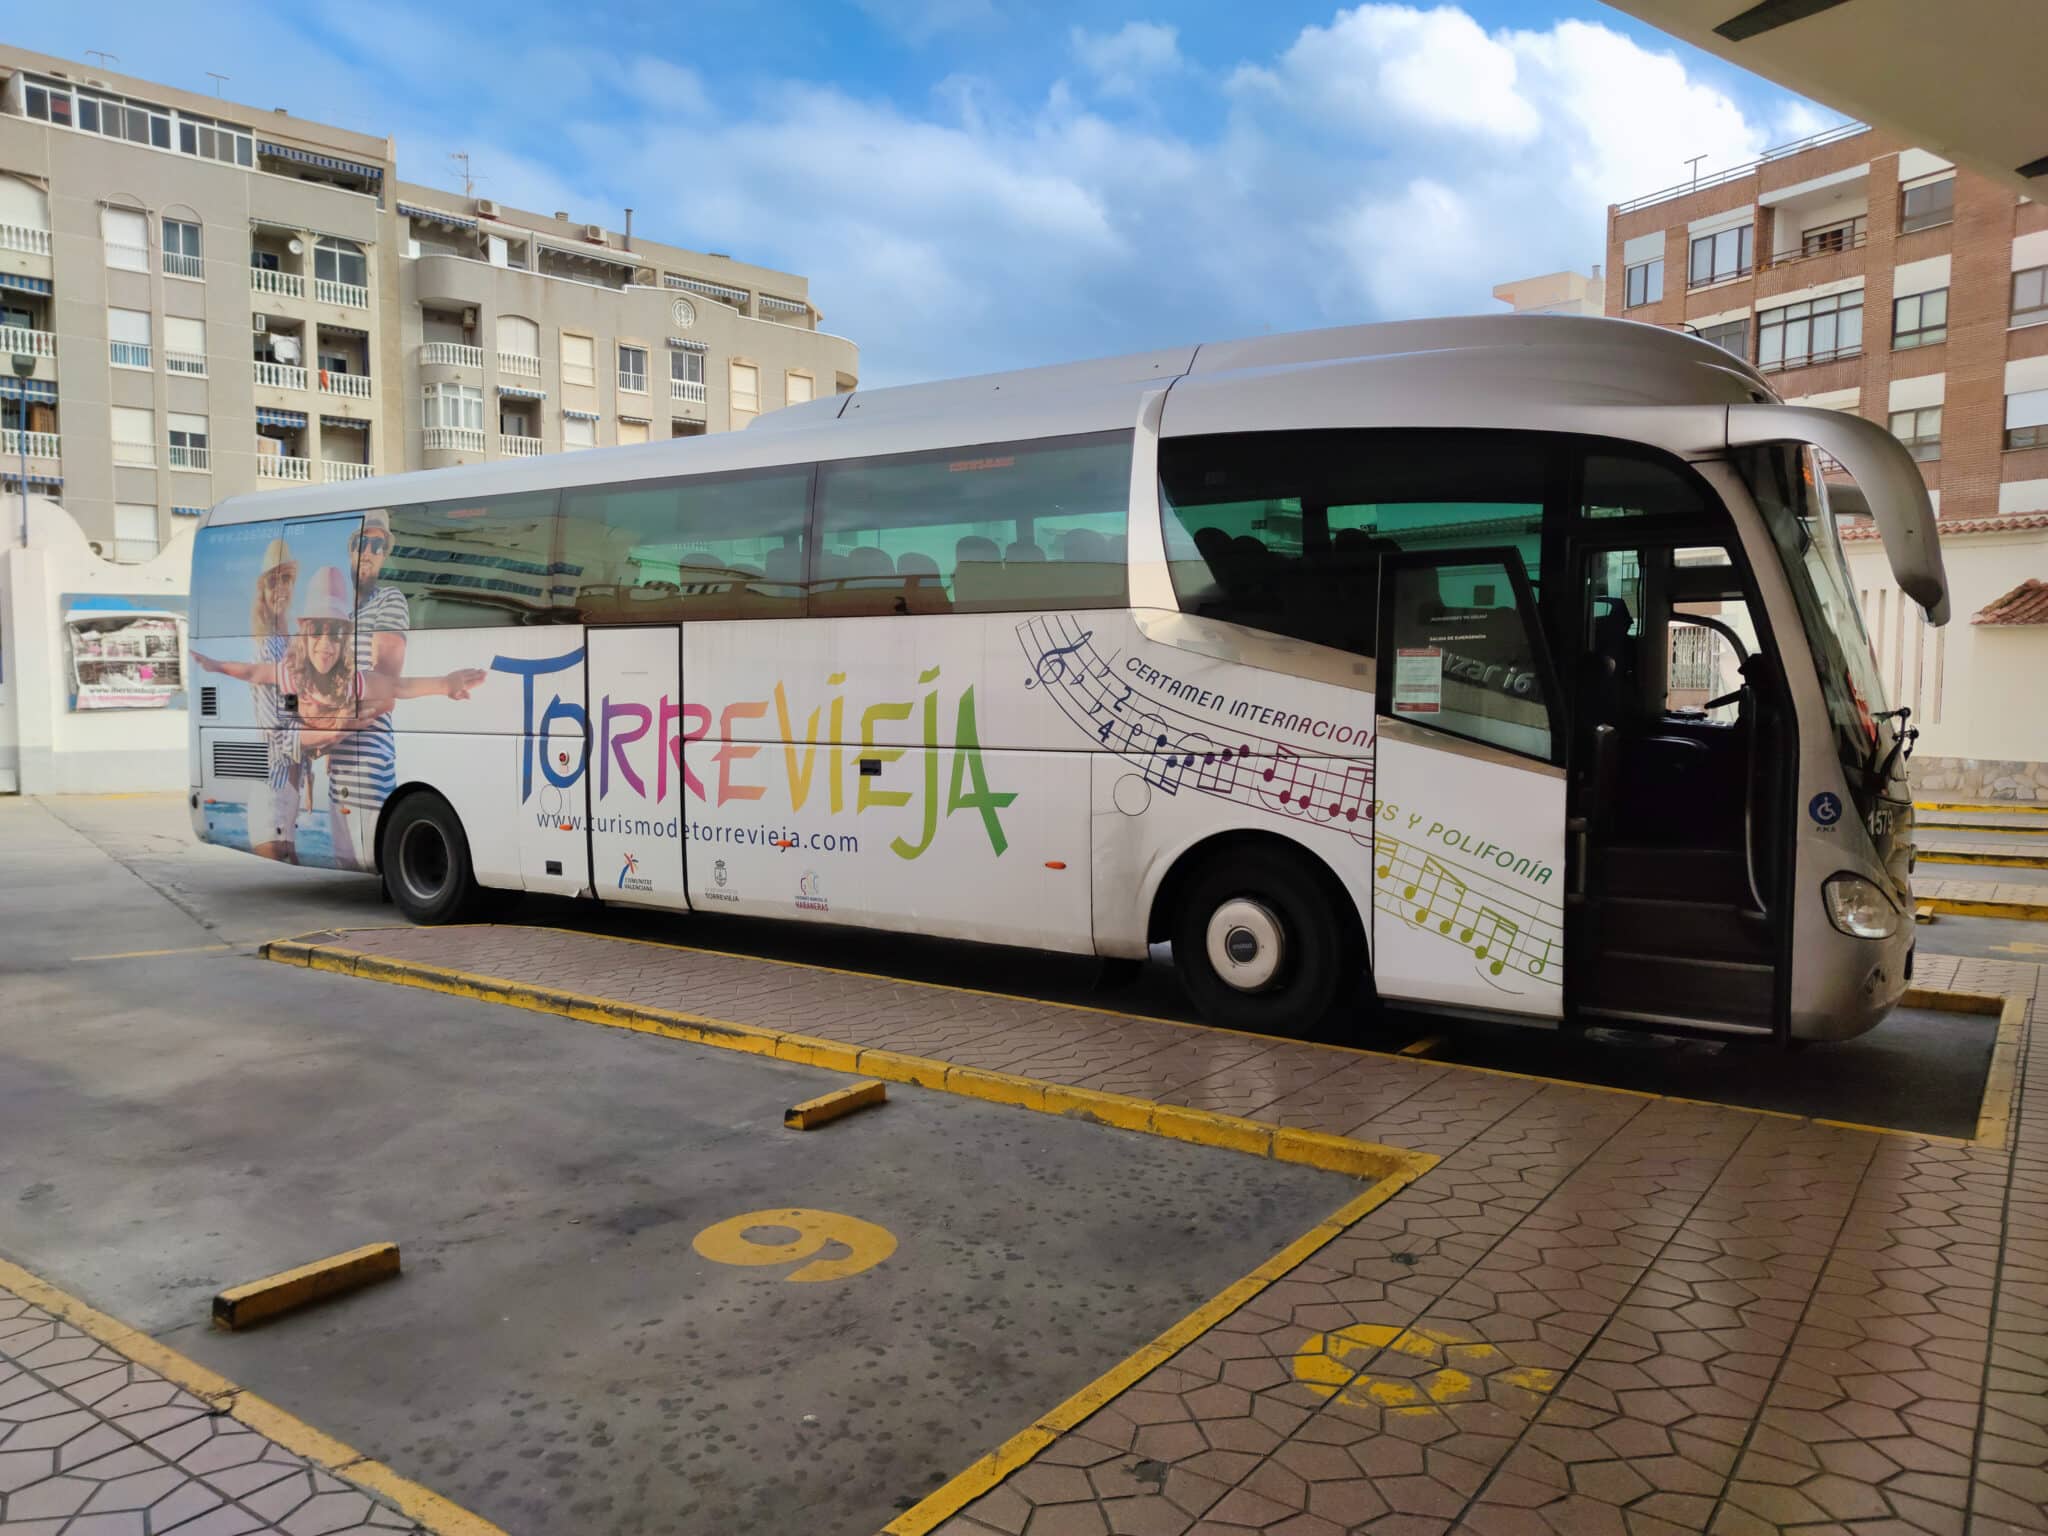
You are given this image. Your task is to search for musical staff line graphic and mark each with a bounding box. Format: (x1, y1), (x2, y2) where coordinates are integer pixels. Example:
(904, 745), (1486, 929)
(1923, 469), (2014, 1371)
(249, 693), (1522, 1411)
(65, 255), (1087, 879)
(1018, 615), (1375, 840)
(1373, 833), (1563, 993)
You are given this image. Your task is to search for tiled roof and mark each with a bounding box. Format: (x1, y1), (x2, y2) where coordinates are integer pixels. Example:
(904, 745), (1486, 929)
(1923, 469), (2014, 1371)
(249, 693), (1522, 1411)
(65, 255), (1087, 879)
(1841, 513), (2048, 540)
(1974, 579), (2048, 625)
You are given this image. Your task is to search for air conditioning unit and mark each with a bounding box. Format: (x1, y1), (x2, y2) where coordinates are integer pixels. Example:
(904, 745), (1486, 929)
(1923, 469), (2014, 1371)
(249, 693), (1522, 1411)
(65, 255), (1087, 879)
(252, 314), (268, 333)
(583, 223), (604, 241)
(476, 199), (499, 218)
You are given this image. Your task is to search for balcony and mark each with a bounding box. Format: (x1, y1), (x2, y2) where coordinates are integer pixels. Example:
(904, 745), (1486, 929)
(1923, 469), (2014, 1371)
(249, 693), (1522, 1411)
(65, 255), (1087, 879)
(1, 224), (51, 256)
(250, 268), (306, 301)
(323, 461), (376, 483)
(165, 350), (207, 376)
(498, 351), (541, 378)
(420, 342), (482, 369)
(105, 241), (148, 270)
(500, 434), (543, 458)
(319, 370), (373, 399)
(2, 429), (59, 459)
(167, 444), (210, 472)
(0, 325), (56, 358)
(254, 361), (308, 391)
(423, 426), (484, 453)
(163, 251), (204, 280)
(110, 341), (152, 370)
(112, 439), (154, 467)
(671, 378), (707, 403)
(314, 278), (369, 310)
(257, 453), (312, 482)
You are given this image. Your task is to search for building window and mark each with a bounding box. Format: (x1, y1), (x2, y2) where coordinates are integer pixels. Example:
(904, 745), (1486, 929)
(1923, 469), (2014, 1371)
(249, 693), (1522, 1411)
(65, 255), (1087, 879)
(786, 372), (815, 406)
(1888, 406), (1941, 461)
(1892, 288), (1948, 350)
(422, 383), (484, 432)
(1900, 174), (1955, 233)
(2013, 266), (2048, 329)
(1757, 290), (1863, 372)
(163, 218), (203, 279)
(314, 237), (366, 290)
(561, 333), (595, 388)
(164, 316), (206, 375)
(672, 349), (704, 385)
(1625, 258), (1663, 308)
(618, 344), (648, 394)
(1802, 216), (1866, 255)
(617, 419), (649, 446)
(2006, 388), (2048, 450)
(108, 307), (153, 370)
(177, 112), (254, 166)
(111, 407), (155, 466)
(101, 206), (148, 272)
(168, 413), (210, 471)
(1697, 318), (1749, 359)
(113, 503), (160, 564)
(730, 361), (760, 426)
(1689, 225), (1752, 288)
(563, 415), (596, 450)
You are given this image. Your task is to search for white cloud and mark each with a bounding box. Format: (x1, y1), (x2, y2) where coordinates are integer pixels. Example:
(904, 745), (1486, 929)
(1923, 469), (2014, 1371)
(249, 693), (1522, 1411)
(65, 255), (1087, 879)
(1070, 22), (1184, 99)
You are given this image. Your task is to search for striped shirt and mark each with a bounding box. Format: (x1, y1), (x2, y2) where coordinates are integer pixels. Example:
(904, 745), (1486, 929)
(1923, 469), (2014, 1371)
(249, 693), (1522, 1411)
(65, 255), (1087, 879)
(255, 633), (298, 790)
(326, 583), (410, 809)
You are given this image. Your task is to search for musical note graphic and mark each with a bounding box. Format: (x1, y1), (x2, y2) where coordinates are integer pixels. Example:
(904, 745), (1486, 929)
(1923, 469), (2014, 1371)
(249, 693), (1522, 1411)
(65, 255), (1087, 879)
(1371, 832), (1564, 998)
(1027, 629), (1094, 688)
(1459, 906), (1519, 976)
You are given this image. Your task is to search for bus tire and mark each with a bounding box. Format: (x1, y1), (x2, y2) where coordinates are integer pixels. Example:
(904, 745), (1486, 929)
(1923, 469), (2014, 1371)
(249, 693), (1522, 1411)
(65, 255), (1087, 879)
(1170, 844), (1361, 1037)
(380, 792), (483, 925)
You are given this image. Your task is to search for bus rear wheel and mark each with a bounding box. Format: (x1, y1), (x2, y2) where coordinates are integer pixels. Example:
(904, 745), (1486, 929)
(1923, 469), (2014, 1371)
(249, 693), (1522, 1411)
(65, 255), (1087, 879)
(1171, 845), (1362, 1037)
(381, 792), (483, 925)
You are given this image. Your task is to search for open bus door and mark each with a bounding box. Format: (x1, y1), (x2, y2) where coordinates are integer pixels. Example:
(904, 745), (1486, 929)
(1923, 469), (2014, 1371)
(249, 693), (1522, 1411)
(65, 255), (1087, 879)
(1369, 547), (1569, 1022)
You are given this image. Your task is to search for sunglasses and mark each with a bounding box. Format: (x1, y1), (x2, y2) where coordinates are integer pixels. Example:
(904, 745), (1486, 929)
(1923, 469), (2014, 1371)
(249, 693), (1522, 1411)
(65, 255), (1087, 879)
(351, 534), (391, 554)
(301, 619), (352, 639)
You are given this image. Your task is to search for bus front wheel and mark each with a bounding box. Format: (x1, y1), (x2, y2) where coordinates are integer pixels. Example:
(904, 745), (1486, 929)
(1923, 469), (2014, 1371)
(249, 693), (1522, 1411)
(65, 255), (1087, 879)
(1171, 845), (1361, 1037)
(380, 792), (483, 925)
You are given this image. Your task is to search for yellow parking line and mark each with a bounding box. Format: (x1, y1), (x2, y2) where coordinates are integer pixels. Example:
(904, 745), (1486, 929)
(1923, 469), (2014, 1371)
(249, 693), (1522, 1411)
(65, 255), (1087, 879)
(72, 942), (236, 962)
(1917, 850), (2048, 870)
(0, 1255), (505, 1536)
(1916, 799), (2048, 816)
(1915, 895), (2048, 922)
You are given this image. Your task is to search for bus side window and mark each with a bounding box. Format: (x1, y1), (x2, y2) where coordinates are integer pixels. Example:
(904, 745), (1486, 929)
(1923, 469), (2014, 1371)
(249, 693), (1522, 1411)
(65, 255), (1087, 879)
(814, 433), (1131, 617)
(384, 493), (561, 629)
(561, 469), (810, 624)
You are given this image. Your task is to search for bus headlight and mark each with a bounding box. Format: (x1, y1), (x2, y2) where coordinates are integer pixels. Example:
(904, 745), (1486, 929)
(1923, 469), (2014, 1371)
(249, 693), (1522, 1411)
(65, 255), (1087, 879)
(1824, 874), (1898, 939)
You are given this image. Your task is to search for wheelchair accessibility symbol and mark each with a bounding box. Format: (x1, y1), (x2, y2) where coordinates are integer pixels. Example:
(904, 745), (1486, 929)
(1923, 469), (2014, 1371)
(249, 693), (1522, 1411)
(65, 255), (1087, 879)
(1808, 791), (1843, 827)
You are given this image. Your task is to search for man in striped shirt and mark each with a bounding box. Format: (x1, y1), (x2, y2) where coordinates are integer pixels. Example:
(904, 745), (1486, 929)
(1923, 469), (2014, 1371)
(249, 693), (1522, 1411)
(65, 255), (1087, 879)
(325, 509), (407, 871)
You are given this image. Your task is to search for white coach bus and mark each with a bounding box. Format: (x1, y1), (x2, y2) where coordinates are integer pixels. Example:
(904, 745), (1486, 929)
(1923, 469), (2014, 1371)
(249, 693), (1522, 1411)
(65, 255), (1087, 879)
(189, 317), (1944, 1045)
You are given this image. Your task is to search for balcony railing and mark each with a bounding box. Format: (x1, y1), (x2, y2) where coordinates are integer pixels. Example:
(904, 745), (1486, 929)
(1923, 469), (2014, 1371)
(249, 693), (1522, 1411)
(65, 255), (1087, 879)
(1, 429), (59, 459)
(105, 242), (148, 270)
(253, 361), (308, 391)
(320, 370), (373, 398)
(250, 267), (305, 300)
(1759, 346), (1862, 376)
(501, 434), (543, 457)
(1760, 222), (1869, 273)
(499, 350), (541, 378)
(258, 453), (312, 481)
(1615, 120), (1871, 214)
(423, 426), (485, 453)
(420, 342), (483, 369)
(314, 278), (369, 309)
(323, 461), (375, 483)
(110, 341), (152, 370)
(163, 250), (204, 279)
(1, 224), (51, 256)
(165, 350), (208, 376)
(670, 378), (707, 403)
(0, 325), (56, 358)
(168, 444), (210, 471)
(112, 440), (155, 466)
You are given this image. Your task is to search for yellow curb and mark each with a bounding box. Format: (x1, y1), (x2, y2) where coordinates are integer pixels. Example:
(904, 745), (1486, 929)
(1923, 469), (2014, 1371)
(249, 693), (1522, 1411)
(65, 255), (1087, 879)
(1919, 820), (2048, 837)
(1915, 894), (2048, 922)
(0, 1255), (506, 1536)
(784, 1079), (888, 1130)
(1916, 800), (2048, 816)
(1811, 986), (2026, 1150)
(882, 1160), (1433, 1536)
(213, 1241), (401, 1331)
(1917, 850), (2048, 870)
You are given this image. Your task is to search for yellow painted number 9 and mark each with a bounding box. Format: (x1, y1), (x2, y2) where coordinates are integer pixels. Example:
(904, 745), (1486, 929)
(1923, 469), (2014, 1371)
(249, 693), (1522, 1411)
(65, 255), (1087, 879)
(691, 1207), (897, 1283)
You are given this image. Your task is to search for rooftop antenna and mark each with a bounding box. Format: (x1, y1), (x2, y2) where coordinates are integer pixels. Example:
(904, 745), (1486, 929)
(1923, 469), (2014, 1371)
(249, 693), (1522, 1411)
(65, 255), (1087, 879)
(448, 151), (480, 199)
(84, 50), (118, 69)
(1684, 153), (1708, 191)
(206, 71), (229, 97)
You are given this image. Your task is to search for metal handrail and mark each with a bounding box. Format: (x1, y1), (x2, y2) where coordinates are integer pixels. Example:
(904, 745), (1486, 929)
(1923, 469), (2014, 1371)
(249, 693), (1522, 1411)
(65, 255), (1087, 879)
(1614, 121), (1869, 215)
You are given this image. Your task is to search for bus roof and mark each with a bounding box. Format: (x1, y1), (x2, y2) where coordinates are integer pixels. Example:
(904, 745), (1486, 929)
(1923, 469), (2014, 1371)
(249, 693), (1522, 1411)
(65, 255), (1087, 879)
(205, 316), (1767, 527)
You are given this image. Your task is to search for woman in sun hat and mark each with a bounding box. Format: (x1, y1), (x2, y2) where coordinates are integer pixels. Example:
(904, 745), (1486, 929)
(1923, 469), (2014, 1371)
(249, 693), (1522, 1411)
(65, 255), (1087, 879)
(246, 537), (302, 861)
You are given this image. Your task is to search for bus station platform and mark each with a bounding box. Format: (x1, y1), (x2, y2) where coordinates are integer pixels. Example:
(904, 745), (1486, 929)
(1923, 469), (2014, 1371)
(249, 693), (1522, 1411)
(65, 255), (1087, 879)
(242, 920), (2048, 1536)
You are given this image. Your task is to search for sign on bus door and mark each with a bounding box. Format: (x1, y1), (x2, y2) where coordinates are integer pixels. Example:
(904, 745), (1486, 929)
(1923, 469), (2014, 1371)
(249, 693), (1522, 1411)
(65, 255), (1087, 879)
(584, 626), (689, 910)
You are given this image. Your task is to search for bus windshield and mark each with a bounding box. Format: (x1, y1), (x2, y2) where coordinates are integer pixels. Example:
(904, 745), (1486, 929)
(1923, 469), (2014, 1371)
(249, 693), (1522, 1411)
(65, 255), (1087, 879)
(1740, 444), (1896, 805)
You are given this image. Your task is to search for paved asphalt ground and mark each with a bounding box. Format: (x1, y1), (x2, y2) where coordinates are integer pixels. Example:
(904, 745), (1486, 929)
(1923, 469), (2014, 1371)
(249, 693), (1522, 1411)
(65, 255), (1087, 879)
(2, 797), (1360, 1536)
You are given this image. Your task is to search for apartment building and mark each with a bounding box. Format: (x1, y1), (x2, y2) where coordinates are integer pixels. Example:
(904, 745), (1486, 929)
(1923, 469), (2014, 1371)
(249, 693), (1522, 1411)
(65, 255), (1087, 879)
(0, 45), (857, 561)
(1491, 267), (1606, 317)
(1607, 122), (2048, 792)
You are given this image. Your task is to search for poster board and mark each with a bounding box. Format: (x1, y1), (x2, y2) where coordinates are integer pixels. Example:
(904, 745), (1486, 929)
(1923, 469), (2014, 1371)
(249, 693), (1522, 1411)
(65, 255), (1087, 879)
(64, 599), (188, 711)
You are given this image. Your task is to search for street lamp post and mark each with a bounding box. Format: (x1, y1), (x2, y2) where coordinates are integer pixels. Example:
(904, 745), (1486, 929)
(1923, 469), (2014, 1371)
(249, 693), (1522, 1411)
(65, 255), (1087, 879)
(8, 352), (33, 549)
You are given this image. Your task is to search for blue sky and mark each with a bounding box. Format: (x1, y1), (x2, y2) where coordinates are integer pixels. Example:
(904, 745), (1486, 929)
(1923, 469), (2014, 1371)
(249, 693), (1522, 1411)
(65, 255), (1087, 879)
(21, 2), (1841, 386)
